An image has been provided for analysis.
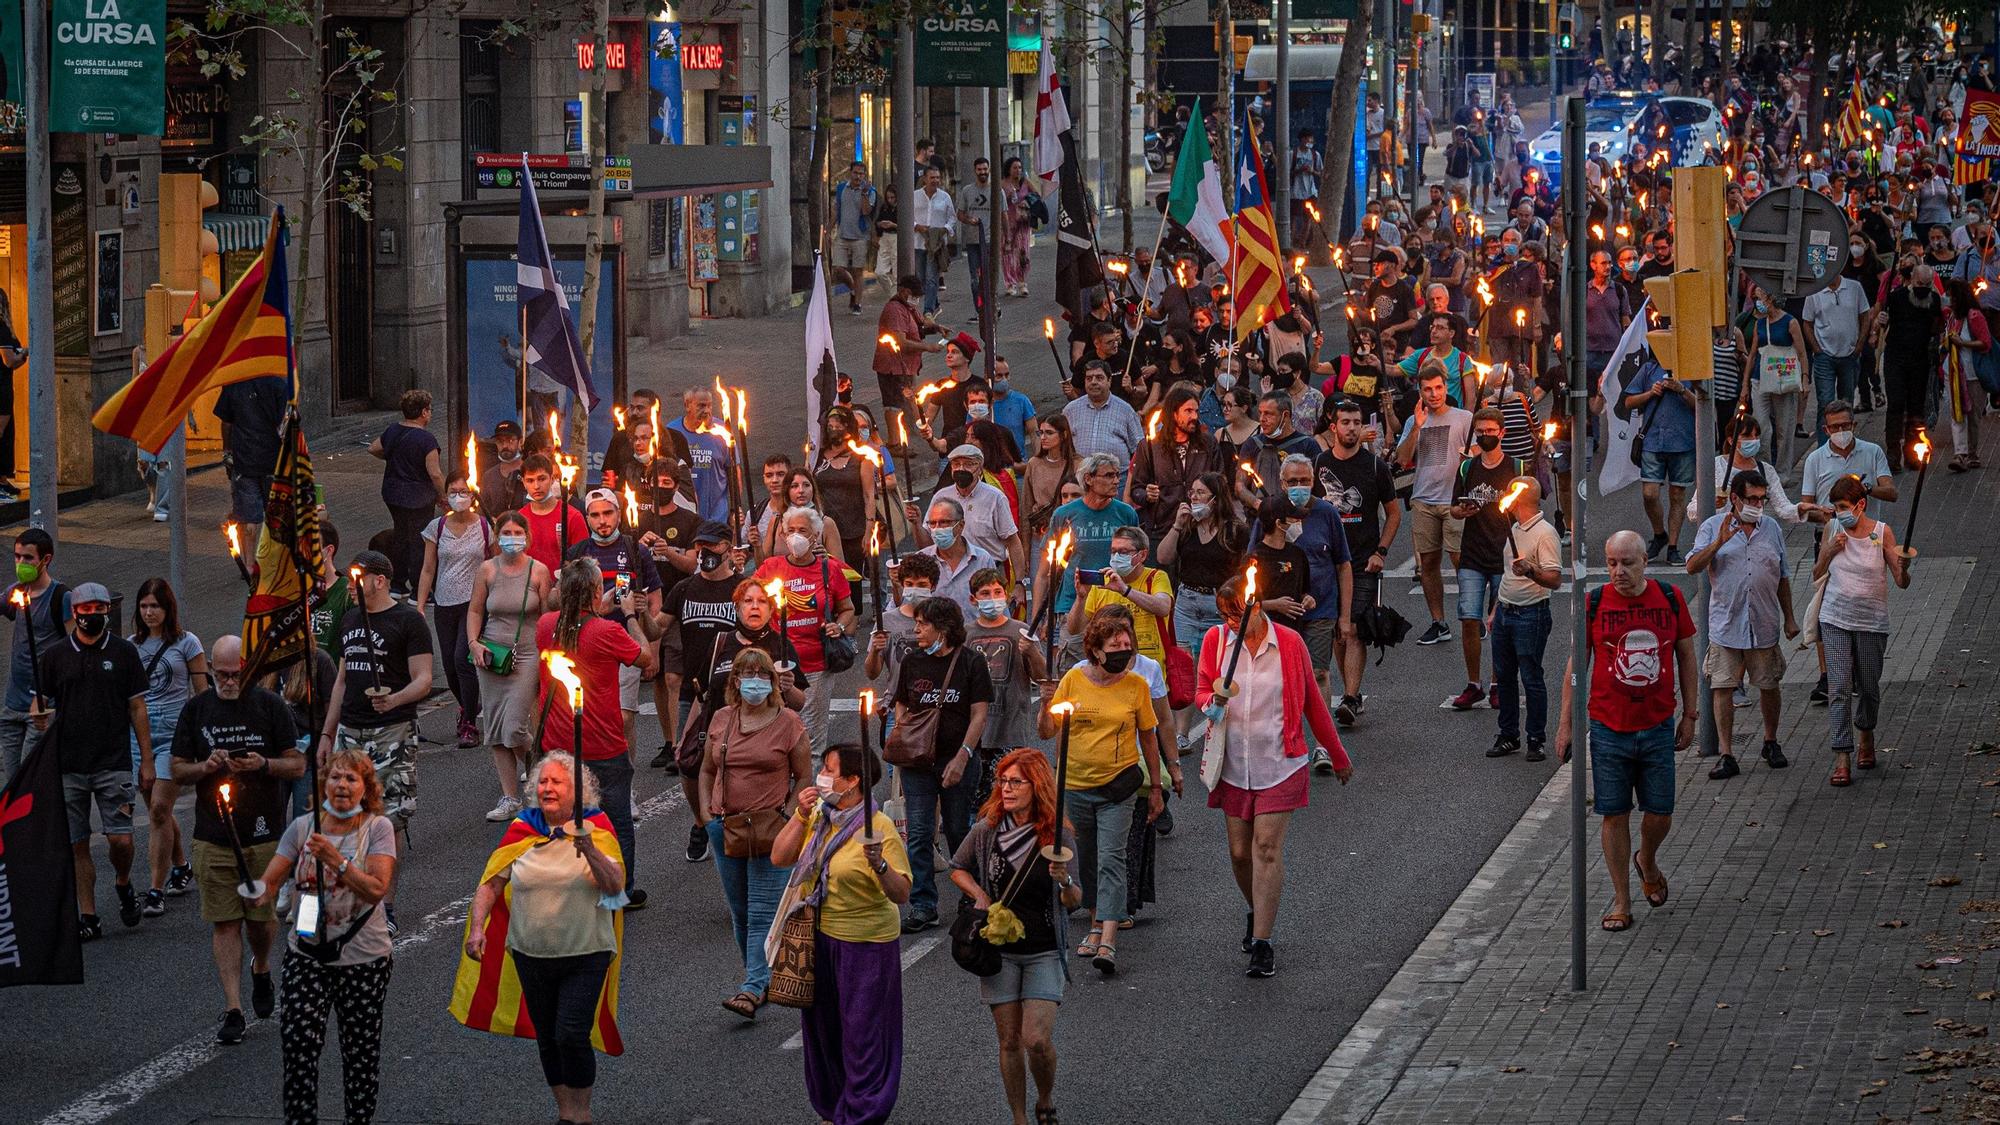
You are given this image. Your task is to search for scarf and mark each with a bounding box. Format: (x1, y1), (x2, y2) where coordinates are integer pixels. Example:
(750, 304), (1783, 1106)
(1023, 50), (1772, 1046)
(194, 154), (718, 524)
(994, 814), (1040, 872)
(762, 797), (869, 965)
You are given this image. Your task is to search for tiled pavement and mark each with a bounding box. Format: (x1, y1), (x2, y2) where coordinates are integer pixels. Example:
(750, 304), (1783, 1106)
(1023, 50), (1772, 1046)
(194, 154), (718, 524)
(1287, 421), (2000, 1125)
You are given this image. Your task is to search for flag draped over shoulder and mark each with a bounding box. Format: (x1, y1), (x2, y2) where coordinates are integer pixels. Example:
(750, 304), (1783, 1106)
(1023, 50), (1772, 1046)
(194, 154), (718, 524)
(92, 214), (289, 455)
(1167, 98), (1233, 267)
(1836, 71), (1869, 149)
(450, 808), (625, 1054)
(518, 156), (598, 410)
(1598, 298), (1652, 495)
(0, 740), (84, 988)
(804, 253), (838, 465)
(1054, 126), (1103, 324)
(241, 411), (325, 682)
(1230, 117), (1291, 342)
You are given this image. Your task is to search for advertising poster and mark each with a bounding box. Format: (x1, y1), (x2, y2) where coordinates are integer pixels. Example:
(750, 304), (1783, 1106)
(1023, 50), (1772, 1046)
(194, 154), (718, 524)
(913, 0), (1006, 88)
(649, 20), (685, 145)
(50, 0), (166, 134)
(94, 230), (122, 336)
(53, 164), (90, 356)
(462, 255), (618, 471)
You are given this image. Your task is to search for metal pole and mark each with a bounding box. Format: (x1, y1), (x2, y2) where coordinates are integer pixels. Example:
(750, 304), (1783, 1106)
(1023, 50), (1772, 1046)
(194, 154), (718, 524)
(1275, 0), (1291, 251)
(24, 0), (56, 542)
(167, 425), (188, 593)
(1405, 6), (1422, 205)
(1693, 388), (1716, 759)
(895, 22), (916, 279)
(985, 85), (1001, 377)
(1381, 0), (1396, 200)
(1561, 94), (1589, 994)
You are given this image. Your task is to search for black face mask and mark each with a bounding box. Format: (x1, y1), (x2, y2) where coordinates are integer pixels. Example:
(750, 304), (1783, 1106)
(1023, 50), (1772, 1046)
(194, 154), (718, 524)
(698, 551), (725, 573)
(1099, 649), (1134, 674)
(1476, 433), (1501, 452)
(951, 469), (977, 490)
(75, 611), (108, 637)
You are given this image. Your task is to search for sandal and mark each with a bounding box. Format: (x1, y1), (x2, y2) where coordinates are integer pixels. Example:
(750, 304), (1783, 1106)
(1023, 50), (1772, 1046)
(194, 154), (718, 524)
(1093, 944), (1118, 976)
(1856, 747), (1878, 770)
(1601, 911), (1633, 932)
(1829, 763), (1853, 787)
(1036, 1109), (1060, 1125)
(1075, 938), (1100, 958)
(1633, 856), (1668, 908)
(1948, 455), (1970, 473)
(720, 991), (761, 1020)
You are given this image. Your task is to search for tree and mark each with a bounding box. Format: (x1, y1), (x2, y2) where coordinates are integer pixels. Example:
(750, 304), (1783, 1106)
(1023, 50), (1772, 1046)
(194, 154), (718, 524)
(1314, 0), (1374, 269)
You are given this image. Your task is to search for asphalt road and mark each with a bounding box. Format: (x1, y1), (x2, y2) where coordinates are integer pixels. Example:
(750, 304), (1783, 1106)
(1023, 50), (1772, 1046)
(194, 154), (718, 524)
(5, 206), (1702, 1125)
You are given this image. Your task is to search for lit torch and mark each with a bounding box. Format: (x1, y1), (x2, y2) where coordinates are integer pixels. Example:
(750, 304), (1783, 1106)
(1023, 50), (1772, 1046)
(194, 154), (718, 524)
(544, 652), (587, 835)
(914, 379), (958, 405)
(465, 434), (480, 505)
(223, 521), (252, 584)
(878, 332), (900, 354)
(1147, 409), (1162, 443)
(1902, 429), (1931, 553)
(1217, 562), (1260, 692)
(1240, 460), (1265, 497)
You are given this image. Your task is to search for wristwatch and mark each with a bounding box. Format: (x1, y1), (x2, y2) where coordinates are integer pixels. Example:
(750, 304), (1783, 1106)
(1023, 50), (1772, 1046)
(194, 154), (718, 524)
(336, 858), (352, 877)
(870, 858), (889, 875)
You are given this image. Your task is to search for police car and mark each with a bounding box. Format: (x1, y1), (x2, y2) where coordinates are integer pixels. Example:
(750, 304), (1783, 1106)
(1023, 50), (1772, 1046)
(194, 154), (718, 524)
(1527, 93), (1726, 188)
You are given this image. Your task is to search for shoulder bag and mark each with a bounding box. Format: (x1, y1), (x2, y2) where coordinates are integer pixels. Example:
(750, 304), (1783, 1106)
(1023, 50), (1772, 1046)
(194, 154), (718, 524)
(883, 646), (963, 771)
(1756, 319), (1804, 394)
(817, 556), (857, 674)
(1147, 572), (1197, 710)
(717, 707), (789, 859)
(477, 564), (532, 676)
(950, 852), (1033, 978)
(765, 904), (819, 1008)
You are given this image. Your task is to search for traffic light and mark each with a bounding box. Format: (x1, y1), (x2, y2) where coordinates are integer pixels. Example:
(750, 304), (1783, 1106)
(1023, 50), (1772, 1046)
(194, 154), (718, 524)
(1642, 271), (1715, 381)
(1671, 165), (1729, 327)
(159, 174), (221, 306)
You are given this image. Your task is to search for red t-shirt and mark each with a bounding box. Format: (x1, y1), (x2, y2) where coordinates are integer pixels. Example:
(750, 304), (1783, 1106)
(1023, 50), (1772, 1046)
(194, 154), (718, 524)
(1587, 580), (1695, 733)
(534, 613), (642, 760)
(518, 502), (585, 575)
(750, 555), (853, 674)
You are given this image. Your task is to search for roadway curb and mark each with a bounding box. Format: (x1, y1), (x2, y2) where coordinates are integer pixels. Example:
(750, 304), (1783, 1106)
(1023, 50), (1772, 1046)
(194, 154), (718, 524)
(1279, 751), (1575, 1125)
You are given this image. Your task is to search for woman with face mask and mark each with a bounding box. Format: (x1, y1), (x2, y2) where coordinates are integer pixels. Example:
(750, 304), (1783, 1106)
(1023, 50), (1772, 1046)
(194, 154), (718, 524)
(467, 511), (555, 821)
(761, 470), (848, 567)
(1035, 611), (1167, 976)
(1685, 415), (1801, 524)
(253, 749), (397, 1125)
(885, 597), (994, 933)
(751, 508), (857, 756)
(1811, 475), (1912, 787)
(1747, 285), (1809, 469)
(811, 407), (878, 572)
(416, 470), (494, 749)
(698, 646), (811, 1020)
(1156, 473), (1249, 750)
(768, 741), (910, 1125)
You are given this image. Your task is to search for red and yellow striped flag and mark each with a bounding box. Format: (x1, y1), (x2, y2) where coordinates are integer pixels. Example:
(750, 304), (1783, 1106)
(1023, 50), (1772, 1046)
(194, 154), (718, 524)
(1835, 71), (1868, 148)
(92, 215), (291, 455)
(1231, 116), (1292, 343)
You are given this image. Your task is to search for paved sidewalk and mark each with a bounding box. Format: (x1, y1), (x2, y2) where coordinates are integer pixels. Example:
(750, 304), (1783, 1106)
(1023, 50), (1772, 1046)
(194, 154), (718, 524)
(1289, 420), (2000, 1125)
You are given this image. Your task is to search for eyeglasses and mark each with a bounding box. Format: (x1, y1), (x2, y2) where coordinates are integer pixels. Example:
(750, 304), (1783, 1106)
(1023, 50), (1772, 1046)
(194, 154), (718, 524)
(995, 777), (1032, 789)
(213, 668), (246, 681)
(1824, 420), (1856, 433)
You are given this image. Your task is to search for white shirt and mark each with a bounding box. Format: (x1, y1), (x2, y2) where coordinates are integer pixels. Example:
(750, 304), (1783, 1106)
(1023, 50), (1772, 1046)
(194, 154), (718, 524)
(1685, 457), (1800, 523)
(1800, 276), (1867, 358)
(916, 543), (999, 617)
(913, 186), (957, 239)
(1215, 628), (1304, 792)
(927, 480), (1017, 562)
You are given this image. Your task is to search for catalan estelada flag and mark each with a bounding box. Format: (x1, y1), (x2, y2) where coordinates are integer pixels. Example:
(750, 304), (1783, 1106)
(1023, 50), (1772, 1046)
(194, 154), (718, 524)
(92, 211), (291, 455)
(240, 410), (324, 682)
(1954, 89), (1999, 186)
(450, 807), (625, 1055)
(1231, 116), (1291, 343)
(1835, 71), (1869, 149)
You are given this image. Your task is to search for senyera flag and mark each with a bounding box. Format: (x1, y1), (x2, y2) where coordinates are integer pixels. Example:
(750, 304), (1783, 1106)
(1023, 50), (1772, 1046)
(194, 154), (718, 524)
(92, 212), (291, 454)
(0, 739), (85, 988)
(1231, 116), (1291, 342)
(241, 409), (326, 683)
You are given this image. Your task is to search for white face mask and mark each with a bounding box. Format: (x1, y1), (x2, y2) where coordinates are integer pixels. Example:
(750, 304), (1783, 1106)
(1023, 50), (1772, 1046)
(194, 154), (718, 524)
(1738, 503), (1765, 523)
(1829, 429), (1855, 451)
(786, 532), (812, 557)
(814, 771), (840, 793)
(901, 585), (929, 603)
(447, 493), (472, 513)
(1284, 522), (1304, 543)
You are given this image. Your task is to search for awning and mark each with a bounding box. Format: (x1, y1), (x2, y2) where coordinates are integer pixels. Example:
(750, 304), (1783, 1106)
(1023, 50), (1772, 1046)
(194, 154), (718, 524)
(202, 213), (270, 253)
(1243, 44), (1347, 83)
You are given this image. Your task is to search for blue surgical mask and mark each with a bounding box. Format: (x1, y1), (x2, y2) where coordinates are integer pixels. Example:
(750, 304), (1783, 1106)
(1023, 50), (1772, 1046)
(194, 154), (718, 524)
(498, 534), (527, 556)
(992, 379), (1010, 396)
(1286, 485), (1312, 507)
(321, 800), (362, 820)
(976, 597), (1007, 620)
(1503, 243), (1521, 259)
(930, 526), (957, 551)
(1108, 551), (1134, 572)
(1834, 510), (1859, 530)
(924, 638), (945, 656)
(1737, 438), (1761, 457)
(737, 677), (773, 705)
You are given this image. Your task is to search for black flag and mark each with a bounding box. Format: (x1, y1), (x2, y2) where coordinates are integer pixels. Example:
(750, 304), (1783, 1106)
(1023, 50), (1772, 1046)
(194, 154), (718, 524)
(0, 740), (84, 988)
(1055, 127), (1102, 324)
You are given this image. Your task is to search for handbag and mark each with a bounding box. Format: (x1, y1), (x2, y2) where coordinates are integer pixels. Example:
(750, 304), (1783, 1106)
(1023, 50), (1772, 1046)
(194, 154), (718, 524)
(765, 904), (819, 1009)
(1756, 322), (1803, 393)
(817, 557), (857, 674)
(883, 647), (964, 771)
(1151, 592), (1197, 710)
(477, 564), (533, 676)
(949, 856), (1032, 978)
(716, 708), (787, 859)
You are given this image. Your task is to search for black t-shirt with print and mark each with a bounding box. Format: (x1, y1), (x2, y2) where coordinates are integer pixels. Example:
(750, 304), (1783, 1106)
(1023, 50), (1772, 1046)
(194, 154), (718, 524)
(335, 603), (434, 729)
(661, 571), (743, 696)
(170, 687), (299, 847)
(892, 645), (995, 769)
(1249, 541), (1312, 630)
(1451, 454), (1525, 575)
(1314, 447), (1397, 560)
(42, 633), (147, 774)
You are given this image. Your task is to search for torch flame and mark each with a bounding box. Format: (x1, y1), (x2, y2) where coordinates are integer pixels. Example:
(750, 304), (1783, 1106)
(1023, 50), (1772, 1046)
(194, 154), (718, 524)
(1475, 276), (1495, 307)
(1048, 701), (1076, 718)
(465, 434), (480, 496)
(1591, 224), (1605, 240)
(613, 405), (626, 431)
(557, 455), (579, 488)
(735, 389), (747, 435)
(868, 521), (881, 557)
(1303, 201), (1322, 222)
(1291, 254), (1306, 277)
(1977, 279), (1990, 297)
(1615, 224), (1631, 240)
(1244, 561), (1258, 602)
(1912, 430), (1932, 464)
(1513, 308), (1528, 328)
(1105, 257), (1129, 276)
(714, 377), (731, 423)
(860, 688), (877, 717)
(349, 564), (363, 584)
(1240, 461), (1264, 490)
(1053, 529), (1074, 567)
(914, 379), (958, 405)
(1147, 409), (1162, 442)
(224, 522), (243, 558)
(623, 485), (639, 525)
(548, 411), (562, 450)
(846, 439), (882, 468)
(649, 402), (662, 459)
(894, 416), (909, 448)
(218, 782), (232, 806)
(7, 588), (24, 610)
(1331, 246), (1345, 269)
(1042, 317), (1055, 340)
(762, 576), (787, 612)
(705, 422), (734, 448)
(544, 651), (583, 708)
(1498, 480), (1530, 513)
(1542, 421), (1559, 443)
(879, 332), (900, 353)
(1344, 304), (1356, 320)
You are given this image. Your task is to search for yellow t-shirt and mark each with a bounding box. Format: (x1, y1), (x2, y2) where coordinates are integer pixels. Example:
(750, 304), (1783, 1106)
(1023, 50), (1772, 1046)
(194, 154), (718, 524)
(1079, 567), (1175, 661)
(1050, 666), (1158, 790)
(805, 809), (911, 945)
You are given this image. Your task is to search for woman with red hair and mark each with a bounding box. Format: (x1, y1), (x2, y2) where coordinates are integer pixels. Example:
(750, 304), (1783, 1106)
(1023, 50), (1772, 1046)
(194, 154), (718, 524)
(950, 749), (1082, 1125)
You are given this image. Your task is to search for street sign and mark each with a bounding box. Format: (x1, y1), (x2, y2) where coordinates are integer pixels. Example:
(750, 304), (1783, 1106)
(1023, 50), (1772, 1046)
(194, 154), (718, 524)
(50, 0), (166, 134)
(472, 153), (631, 192)
(913, 0), (1007, 88)
(1736, 185), (1849, 299)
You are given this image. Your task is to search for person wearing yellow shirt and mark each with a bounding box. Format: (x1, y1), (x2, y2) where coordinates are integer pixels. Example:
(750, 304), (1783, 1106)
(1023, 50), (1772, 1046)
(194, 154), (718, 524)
(1062, 526), (1175, 664)
(1037, 611), (1165, 978)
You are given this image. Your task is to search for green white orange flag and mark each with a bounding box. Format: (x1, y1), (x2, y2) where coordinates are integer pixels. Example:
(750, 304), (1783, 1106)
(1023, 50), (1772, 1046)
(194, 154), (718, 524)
(1167, 98), (1233, 267)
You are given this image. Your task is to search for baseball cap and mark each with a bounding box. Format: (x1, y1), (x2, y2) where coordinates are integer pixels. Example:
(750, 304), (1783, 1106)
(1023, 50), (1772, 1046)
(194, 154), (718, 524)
(493, 419), (522, 438)
(350, 550), (394, 577)
(70, 581), (112, 607)
(584, 487), (621, 511)
(693, 520), (732, 546)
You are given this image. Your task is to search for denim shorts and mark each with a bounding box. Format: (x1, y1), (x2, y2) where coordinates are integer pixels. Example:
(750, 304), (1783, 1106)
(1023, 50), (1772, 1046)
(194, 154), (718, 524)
(1173, 589), (1224, 655)
(230, 473), (272, 525)
(64, 769), (136, 843)
(978, 948), (1066, 1006)
(1588, 717), (1678, 817)
(1640, 448), (1695, 488)
(1455, 568), (1503, 623)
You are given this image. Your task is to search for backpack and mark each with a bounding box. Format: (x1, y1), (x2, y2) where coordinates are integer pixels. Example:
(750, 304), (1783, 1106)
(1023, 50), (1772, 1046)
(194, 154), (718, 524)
(1586, 579), (1683, 627)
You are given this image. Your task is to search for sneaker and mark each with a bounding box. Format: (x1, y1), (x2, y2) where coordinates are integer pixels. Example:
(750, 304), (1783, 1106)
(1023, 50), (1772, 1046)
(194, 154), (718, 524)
(1732, 684), (1752, 708)
(1486, 736), (1521, 758)
(1449, 683), (1484, 711)
(141, 888), (167, 917)
(650, 744), (677, 769)
(1487, 683), (1501, 710)
(251, 971), (275, 1018)
(1664, 545), (1684, 566)
(1524, 742), (1548, 763)
(1810, 675), (1828, 706)
(216, 1009), (246, 1045)
(484, 795), (523, 822)
(1708, 754), (1741, 780)
(117, 884), (143, 928)
(1645, 533), (1668, 561)
(1761, 740), (1789, 769)
(166, 863), (193, 895)
(1417, 621), (1453, 646)
(686, 822), (711, 863)
(153, 509), (169, 522)
(78, 914), (103, 942)
(624, 887), (649, 911)
(1310, 747), (1335, 774)
(455, 717), (479, 749)
(900, 911), (940, 934)
(1334, 696), (1359, 727)
(1246, 938), (1276, 978)
(849, 304), (863, 316)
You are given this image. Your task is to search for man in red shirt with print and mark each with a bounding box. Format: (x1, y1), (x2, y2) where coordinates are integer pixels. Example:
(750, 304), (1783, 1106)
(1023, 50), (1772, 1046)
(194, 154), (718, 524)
(1555, 529), (1697, 935)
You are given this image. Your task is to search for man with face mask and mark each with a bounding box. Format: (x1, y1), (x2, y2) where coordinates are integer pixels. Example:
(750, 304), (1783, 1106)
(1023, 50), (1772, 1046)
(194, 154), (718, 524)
(1446, 410), (1522, 711)
(1360, 250), (1420, 354)
(888, 596), (993, 931)
(1797, 399), (1898, 704)
(167, 635), (304, 1043)
(0, 527), (67, 781)
(915, 444), (1022, 580)
(915, 496), (1000, 616)
(1276, 454), (1353, 766)
(1878, 263), (1949, 465)
(653, 520), (739, 785)
(36, 581), (153, 940)
(569, 490), (665, 763)
(631, 449), (701, 578)
(751, 507), (858, 755)
(1685, 471), (1799, 780)
(1316, 401), (1399, 724)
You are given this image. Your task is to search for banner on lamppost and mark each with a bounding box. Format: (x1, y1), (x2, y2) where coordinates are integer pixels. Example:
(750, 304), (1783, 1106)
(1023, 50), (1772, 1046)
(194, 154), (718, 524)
(913, 0), (1006, 88)
(51, 0), (166, 135)
(0, 0), (23, 105)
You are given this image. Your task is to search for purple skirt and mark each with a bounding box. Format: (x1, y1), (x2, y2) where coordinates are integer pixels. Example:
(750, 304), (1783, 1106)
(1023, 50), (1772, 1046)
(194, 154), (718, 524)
(801, 931), (903, 1125)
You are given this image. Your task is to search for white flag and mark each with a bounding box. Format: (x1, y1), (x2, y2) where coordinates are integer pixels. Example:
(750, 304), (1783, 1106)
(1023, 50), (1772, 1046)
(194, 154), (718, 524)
(1033, 43), (1070, 184)
(1597, 298), (1652, 495)
(804, 253), (838, 465)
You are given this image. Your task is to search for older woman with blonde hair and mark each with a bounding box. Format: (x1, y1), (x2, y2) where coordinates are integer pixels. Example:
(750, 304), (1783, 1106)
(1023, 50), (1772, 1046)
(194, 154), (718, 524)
(254, 749), (398, 1125)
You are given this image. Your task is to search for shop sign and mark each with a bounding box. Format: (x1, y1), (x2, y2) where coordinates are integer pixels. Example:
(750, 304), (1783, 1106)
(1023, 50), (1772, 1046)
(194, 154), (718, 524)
(51, 0), (166, 134)
(52, 164), (90, 355)
(913, 0), (1006, 88)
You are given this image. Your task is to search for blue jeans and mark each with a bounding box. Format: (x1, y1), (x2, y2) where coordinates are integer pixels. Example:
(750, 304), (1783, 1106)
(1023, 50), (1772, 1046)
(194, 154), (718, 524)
(964, 242), (987, 314)
(1812, 352), (1861, 439)
(1490, 601), (1552, 745)
(901, 762), (978, 918)
(1065, 785), (1135, 923)
(583, 754), (637, 892)
(704, 817), (788, 996)
(916, 249), (942, 314)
